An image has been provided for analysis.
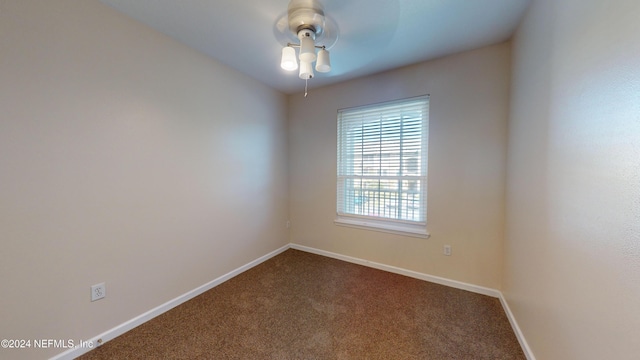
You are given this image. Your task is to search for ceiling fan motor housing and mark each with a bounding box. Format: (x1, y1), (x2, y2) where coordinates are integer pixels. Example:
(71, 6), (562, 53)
(288, 0), (325, 37)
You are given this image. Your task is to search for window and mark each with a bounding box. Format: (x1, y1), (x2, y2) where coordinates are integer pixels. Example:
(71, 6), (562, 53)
(335, 96), (430, 238)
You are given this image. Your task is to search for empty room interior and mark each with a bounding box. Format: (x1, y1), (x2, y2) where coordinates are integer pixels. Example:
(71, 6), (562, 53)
(1, 0), (639, 359)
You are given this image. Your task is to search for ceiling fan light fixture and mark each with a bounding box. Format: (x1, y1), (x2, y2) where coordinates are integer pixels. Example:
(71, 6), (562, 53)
(299, 59), (314, 80)
(298, 29), (317, 62)
(315, 48), (331, 73)
(277, 0), (335, 96)
(281, 46), (298, 71)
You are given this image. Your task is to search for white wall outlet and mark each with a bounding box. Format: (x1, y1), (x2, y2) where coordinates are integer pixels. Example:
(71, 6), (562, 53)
(91, 282), (106, 302)
(444, 245), (452, 256)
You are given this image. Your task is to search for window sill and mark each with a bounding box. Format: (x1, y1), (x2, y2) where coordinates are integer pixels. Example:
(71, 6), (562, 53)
(334, 216), (431, 239)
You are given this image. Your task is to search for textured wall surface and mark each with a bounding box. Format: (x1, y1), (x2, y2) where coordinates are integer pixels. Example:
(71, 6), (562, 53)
(0, 1), (288, 359)
(504, 0), (640, 358)
(289, 43), (511, 289)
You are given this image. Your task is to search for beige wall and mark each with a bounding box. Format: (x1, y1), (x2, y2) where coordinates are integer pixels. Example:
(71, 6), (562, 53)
(288, 43), (511, 289)
(505, 0), (640, 358)
(0, 1), (288, 359)
(8, 0), (639, 358)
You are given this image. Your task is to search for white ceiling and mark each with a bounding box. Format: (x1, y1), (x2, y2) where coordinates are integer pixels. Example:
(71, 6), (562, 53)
(99, 0), (531, 94)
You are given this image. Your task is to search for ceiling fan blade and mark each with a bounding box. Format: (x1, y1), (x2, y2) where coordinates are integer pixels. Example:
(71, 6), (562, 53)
(324, 0), (401, 74)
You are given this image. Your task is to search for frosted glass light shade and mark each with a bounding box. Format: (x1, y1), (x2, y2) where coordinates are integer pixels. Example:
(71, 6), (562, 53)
(299, 60), (314, 79)
(315, 49), (331, 72)
(280, 46), (298, 71)
(299, 36), (317, 62)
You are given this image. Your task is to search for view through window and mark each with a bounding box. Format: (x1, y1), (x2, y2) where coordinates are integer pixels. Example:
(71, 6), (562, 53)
(336, 96), (429, 236)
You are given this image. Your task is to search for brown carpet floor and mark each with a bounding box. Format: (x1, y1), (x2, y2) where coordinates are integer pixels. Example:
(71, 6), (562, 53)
(78, 249), (525, 359)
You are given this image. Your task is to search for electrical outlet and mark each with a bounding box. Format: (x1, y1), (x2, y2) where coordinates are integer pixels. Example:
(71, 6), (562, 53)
(444, 245), (452, 256)
(91, 283), (106, 302)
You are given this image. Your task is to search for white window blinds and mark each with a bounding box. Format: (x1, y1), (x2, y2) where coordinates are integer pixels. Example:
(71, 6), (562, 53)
(336, 96), (429, 236)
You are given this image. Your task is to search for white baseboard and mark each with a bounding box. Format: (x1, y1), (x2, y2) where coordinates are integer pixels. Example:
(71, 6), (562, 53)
(50, 244), (290, 360)
(53, 243), (534, 360)
(499, 293), (536, 360)
(289, 243), (500, 298)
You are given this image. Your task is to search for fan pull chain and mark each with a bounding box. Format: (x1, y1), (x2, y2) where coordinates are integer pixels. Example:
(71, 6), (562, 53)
(304, 78), (308, 97)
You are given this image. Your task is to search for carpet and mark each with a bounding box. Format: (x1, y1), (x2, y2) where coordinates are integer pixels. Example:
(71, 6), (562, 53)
(78, 249), (525, 359)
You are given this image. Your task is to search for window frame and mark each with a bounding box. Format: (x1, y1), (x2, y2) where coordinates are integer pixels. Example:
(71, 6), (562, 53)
(334, 95), (430, 238)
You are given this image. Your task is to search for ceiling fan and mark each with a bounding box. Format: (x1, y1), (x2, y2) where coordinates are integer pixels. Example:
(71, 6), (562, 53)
(273, 0), (339, 95)
(273, 0), (401, 96)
